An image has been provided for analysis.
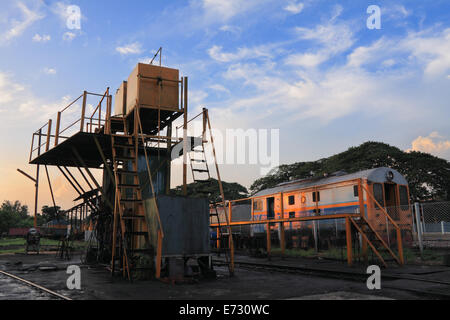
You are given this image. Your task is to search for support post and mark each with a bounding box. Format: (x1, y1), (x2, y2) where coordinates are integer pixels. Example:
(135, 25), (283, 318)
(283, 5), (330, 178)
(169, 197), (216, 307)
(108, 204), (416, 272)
(155, 230), (163, 279)
(182, 77), (188, 196)
(358, 180), (368, 263)
(345, 217), (353, 266)
(34, 129), (42, 228)
(313, 220), (318, 253)
(55, 112), (61, 147)
(80, 91), (87, 132)
(280, 192), (285, 256)
(45, 119), (52, 152)
(266, 222), (271, 260)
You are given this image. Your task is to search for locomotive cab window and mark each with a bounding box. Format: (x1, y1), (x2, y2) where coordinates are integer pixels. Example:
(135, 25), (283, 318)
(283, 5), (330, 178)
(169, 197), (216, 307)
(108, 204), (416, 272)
(312, 191), (320, 202)
(353, 185), (359, 197)
(373, 183), (385, 208)
(253, 200), (263, 212)
(288, 195), (295, 205)
(399, 185), (409, 210)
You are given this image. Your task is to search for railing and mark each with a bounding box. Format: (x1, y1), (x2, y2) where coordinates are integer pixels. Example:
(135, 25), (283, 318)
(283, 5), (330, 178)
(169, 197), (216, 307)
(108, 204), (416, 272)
(361, 182), (404, 264)
(29, 89), (112, 161)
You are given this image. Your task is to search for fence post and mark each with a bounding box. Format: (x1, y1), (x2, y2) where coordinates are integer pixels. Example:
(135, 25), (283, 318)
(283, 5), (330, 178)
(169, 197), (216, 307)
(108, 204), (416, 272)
(414, 202), (424, 257)
(442, 221), (445, 235)
(313, 220), (318, 253)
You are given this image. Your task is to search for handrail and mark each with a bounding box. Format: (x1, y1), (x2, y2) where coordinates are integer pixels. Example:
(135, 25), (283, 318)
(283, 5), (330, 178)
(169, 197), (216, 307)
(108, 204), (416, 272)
(29, 90), (110, 161)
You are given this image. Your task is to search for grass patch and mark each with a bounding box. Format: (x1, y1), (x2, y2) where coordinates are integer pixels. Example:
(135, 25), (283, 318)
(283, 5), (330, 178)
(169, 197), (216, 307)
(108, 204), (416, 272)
(0, 237), (88, 254)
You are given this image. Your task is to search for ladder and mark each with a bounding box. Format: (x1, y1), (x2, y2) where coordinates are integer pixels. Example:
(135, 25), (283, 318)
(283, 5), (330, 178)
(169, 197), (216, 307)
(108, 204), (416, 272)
(350, 216), (402, 267)
(110, 117), (152, 280)
(187, 109), (234, 276)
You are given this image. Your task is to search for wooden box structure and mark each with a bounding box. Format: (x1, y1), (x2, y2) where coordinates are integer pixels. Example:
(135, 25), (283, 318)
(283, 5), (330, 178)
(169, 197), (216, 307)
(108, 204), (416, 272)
(126, 63), (180, 114)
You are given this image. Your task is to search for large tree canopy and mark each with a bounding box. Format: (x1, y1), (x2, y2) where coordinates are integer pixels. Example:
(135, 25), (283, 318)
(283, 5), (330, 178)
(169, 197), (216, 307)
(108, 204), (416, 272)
(250, 142), (450, 201)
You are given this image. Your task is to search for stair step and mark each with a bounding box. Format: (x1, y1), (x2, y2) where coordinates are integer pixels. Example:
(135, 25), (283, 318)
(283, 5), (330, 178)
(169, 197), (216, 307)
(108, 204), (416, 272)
(112, 134), (133, 138)
(194, 179), (210, 183)
(117, 170), (138, 175)
(130, 249), (152, 254)
(126, 232), (148, 236)
(119, 183), (140, 188)
(120, 199), (143, 203)
(193, 169), (209, 173)
(115, 156), (135, 162)
(114, 143), (135, 149)
(191, 159), (206, 163)
(122, 215), (145, 220)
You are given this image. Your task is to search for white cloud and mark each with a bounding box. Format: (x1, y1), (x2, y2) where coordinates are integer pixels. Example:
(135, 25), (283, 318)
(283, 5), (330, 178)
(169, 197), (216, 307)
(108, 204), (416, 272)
(409, 132), (450, 158)
(0, 2), (44, 45)
(285, 21), (355, 68)
(63, 31), (76, 41)
(201, 0), (261, 22)
(32, 33), (51, 42)
(208, 84), (230, 94)
(208, 45), (272, 63)
(43, 68), (57, 75)
(116, 42), (144, 55)
(284, 1), (304, 15)
(219, 25), (242, 35)
(0, 72), (71, 122)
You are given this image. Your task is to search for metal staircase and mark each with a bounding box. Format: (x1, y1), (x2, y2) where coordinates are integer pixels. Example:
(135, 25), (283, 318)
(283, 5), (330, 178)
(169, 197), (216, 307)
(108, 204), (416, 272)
(350, 216), (402, 267)
(110, 117), (152, 280)
(186, 109), (234, 276)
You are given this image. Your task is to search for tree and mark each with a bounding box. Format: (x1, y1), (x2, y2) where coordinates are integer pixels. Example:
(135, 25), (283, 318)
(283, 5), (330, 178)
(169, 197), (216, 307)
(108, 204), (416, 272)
(171, 178), (249, 203)
(0, 200), (33, 234)
(41, 205), (62, 223)
(250, 141), (450, 201)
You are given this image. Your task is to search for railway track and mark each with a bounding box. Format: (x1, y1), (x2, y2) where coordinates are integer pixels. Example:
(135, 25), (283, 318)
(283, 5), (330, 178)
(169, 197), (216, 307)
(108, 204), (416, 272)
(214, 259), (450, 300)
(0, 270), (71, 301)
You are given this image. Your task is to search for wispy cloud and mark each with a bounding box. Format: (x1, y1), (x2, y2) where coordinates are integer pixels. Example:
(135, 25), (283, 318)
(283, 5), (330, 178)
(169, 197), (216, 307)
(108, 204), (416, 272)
(116, 42), (144, 55)
(32, 33), (51, 43)
(284, 1), (304, 14)
(62, 31), (76, 41)
(285, 19), (355, 68)
(0, 2), (44, 45)
(208, 45), (273, 63)
(43, 67), (57, 75)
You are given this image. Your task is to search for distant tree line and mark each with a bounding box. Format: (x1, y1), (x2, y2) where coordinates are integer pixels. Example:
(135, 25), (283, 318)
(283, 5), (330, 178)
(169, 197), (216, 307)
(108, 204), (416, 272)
(0, 201), (62, 234)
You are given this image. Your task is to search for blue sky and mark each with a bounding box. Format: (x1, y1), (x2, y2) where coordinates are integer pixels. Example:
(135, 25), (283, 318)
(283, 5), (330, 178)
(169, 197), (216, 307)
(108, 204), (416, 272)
(1, 0), (450, 209)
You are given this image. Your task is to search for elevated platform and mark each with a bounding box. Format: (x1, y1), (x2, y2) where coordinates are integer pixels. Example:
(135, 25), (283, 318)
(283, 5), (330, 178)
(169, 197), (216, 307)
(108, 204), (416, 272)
(30, 132), (111, 168)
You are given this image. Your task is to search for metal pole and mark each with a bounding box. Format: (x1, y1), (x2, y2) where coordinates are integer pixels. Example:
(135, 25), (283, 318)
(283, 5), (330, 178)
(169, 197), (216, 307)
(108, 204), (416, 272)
(34, 129), (42, 228)
(313, 220), (318, 253)
(414, 202), (424, 257)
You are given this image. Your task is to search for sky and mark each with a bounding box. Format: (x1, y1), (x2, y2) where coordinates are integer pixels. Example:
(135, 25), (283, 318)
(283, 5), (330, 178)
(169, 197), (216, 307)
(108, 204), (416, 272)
(0, 0), (450, 212)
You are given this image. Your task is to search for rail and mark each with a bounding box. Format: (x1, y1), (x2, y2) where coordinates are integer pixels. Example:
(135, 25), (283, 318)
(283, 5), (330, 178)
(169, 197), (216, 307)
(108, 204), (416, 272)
(29, 89), (112, 162)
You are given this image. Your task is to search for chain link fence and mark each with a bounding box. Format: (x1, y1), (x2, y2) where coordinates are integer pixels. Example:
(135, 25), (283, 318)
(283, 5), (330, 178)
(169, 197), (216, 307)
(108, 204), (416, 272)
(415, 201), (450, 248)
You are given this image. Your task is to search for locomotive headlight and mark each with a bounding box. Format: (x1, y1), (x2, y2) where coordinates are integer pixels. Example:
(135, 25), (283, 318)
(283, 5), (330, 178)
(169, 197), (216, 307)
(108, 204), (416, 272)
(386, 170), (394, 181)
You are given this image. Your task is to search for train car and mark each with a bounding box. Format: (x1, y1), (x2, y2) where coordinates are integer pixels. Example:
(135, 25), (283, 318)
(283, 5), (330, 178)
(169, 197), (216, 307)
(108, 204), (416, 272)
(250, 167), (413, 247)
(40, 219), (69, 239)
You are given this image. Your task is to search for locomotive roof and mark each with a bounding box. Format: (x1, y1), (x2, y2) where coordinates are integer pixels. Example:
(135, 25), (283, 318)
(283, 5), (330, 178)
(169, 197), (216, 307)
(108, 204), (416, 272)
(253, 167), (408, 197)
